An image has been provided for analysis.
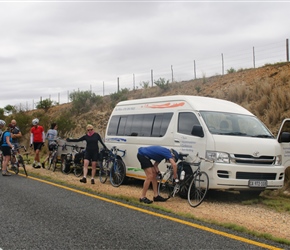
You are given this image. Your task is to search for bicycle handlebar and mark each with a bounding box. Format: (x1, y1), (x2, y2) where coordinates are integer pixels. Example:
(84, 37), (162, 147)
(109, 146), (126, 157)
(12, 145), (27, 152)
(178, 152), (214, 165)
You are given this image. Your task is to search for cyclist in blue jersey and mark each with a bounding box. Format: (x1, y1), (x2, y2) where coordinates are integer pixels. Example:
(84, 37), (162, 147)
(137, 146), (179, 204)
(1, 123), (14, 176)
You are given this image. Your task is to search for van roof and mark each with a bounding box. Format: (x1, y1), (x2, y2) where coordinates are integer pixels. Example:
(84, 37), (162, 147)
(116, 95), (253, 115)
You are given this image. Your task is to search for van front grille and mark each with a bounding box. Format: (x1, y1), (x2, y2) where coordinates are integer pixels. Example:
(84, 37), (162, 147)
(231, 154), (275, 165)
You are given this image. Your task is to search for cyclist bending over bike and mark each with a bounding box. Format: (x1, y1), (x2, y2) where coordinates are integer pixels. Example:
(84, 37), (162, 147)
(137, 146), (180, 204)
(66, 124), (107, 184)
(42, 123), (58, 168)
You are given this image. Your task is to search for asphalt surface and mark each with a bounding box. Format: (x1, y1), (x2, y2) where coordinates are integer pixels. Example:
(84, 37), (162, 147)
(0, 174), (287, 250)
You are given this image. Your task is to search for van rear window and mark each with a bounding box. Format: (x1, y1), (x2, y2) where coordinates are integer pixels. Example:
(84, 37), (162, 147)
(107, 113), (173, 137)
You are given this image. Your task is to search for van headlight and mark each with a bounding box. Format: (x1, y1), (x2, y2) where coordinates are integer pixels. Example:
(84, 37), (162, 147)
(206, 151), (230, 163)
(275, 155), (282, 165)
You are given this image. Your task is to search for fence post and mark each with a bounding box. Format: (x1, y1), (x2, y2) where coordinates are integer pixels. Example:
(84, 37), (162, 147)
(117, 77), (119, 92)
(253, 46), (256, 68)
(286, 38), (289, 62)
(221, 53), (224, 75)
(193, 60), (196, 79)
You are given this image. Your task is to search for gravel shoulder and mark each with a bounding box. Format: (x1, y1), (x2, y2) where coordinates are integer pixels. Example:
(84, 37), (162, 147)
(25, 166), (290, 241)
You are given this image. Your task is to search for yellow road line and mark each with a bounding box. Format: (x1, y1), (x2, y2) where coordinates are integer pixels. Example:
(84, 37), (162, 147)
(26, 175), (283, 250)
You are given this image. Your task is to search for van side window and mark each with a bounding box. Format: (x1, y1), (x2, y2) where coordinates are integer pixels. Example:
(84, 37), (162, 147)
(152, 113), (173, 137)
(107, 113), (173, 137)
(178, 112), (200, 135)
(107, 116), (120, 135)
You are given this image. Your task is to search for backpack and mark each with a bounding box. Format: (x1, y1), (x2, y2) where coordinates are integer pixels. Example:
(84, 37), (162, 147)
(0, 131), (8, 150)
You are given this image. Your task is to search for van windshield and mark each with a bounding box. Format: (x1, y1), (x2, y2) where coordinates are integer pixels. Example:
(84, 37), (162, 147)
(200, 111), (274, 138)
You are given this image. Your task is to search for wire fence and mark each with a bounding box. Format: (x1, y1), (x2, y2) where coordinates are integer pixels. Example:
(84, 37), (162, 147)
(20, 38), (290, 111)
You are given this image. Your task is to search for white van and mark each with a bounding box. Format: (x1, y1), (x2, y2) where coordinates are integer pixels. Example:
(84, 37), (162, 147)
(105, 95), (290, 193)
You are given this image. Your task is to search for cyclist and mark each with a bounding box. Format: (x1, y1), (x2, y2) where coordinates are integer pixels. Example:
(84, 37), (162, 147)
(30, 118), (45, 168)
(1, 121), (14, 176)
(137, 146), (179, 204)
(66, 124), (107, 184)
(42, 123), (58, 168)
(9, 119), (22, 149)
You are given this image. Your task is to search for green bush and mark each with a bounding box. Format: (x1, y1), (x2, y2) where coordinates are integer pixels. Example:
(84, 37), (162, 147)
(55, 112), (76, 138)
(154, 78), (170, 90)
(36, 99), (55, 111)
(110, 88), (129, 108)
(70, 91), (103, 114)
(140, 81), (150, 89)
(227, 67), (236, 74)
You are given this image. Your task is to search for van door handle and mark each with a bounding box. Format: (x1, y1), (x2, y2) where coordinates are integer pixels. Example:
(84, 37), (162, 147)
(174, 139), (180, 143)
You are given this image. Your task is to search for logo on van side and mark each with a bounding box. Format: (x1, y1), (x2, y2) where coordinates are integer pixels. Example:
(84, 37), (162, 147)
(144, 102), (185, 109)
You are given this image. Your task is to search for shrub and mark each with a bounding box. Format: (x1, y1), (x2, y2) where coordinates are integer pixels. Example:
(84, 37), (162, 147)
(140, 81), (150, 89)
(70, 91), (103, 114)
(109, 88), (129, 108)
(55, 112), (76, 138)
(227, 67), (236, 74)
(36, 99), (55, 111)
(154, 78), (170, 90)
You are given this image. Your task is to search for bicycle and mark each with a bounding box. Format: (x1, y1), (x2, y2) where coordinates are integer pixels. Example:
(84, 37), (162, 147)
(46, 141), (62, 172)
(99, 146), (126, 187)
(61, 144), (85, 177)
(10, 145), (28, 177)
(158, 153), (212, 207)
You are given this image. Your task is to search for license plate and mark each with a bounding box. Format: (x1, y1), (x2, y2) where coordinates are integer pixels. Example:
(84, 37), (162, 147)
(248, 180), (267, 188)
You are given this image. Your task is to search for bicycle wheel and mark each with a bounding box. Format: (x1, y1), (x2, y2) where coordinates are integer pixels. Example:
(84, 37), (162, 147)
(13, 163), (19, 175)
(52, 154), (58, 172)
(157, 171), (174, 199)
(99, 160), (110, 184)
(110, 159), (126, 187)
(178, 164), (193, 199)
(18, 155), (28, 176)
(48, 153), (55, 170)
(74, 164), (83, 177)
(61, 159), (71, 174)
(188, 171), (209, 207)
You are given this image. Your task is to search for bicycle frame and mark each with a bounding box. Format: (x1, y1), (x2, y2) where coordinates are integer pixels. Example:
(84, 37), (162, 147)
(10, 145), (28, 177)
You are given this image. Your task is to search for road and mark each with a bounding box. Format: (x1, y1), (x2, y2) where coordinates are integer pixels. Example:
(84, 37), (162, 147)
(0, 174), (286, 250)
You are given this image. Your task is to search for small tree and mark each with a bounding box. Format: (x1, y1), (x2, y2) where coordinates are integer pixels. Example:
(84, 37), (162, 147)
(140, 81), (150, 89)
(70, 90), (103, 114)
(227, 67), (236, 74)
(4, 104), (16, 115)
(154, 78), (170, 90)
(36, 99), (55, 111)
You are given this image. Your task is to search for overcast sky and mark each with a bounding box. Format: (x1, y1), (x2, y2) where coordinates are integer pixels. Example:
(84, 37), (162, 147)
(0, 0), (289, 109)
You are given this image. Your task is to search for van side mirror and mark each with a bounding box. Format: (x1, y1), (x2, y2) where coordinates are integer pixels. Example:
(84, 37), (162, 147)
(191, 125), (204, 138)
(279, 132), (290, 143)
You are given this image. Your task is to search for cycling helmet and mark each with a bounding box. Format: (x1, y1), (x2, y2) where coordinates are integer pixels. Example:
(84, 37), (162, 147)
(0, 119), (6, 126)
(32, 118), (39, 125)
(170, 149), (180, 162)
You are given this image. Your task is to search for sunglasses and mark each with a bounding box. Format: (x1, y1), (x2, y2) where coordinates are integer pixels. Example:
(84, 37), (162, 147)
(87, 129), (93, 131)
